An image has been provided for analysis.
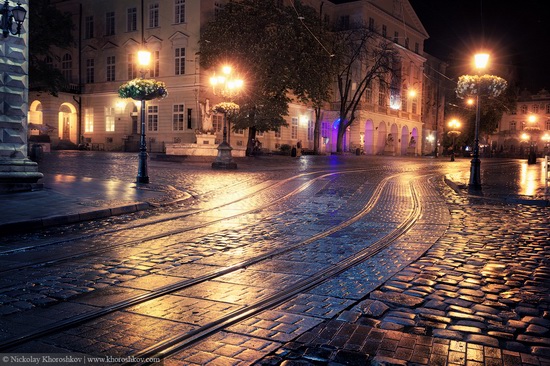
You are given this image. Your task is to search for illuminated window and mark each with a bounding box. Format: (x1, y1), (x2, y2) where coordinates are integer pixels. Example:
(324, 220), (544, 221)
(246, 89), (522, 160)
(521, 105), (527, 114)
(62, 54), (72, 82)
(411, 96), (418, 114)
(291, 117), (298, 139)
(105, 107), (115, 132)
(321, 122), (329, 139)
(510, 121), (517, 131)
(308, 120), (314, 141)
(533, 104), (539, 113)
(401, 89), (408, 111)
(150, 51), (160, 77)
(85, 108), (94, 133)
(378, 83), (386, 107)
(147, 105), (158, 131)
(127, 54), (137, 80)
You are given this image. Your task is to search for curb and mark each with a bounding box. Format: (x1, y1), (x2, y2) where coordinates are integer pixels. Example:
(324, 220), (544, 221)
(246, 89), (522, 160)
(0, 202), (152, 235)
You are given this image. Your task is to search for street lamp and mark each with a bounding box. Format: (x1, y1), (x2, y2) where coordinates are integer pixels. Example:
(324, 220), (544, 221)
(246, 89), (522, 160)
(447, 118), (461, 161)
(210, 65), (243, 169)
(136, 49), (151, 184)
(469, 53), (489, 190)
(1, 0), (26, 38)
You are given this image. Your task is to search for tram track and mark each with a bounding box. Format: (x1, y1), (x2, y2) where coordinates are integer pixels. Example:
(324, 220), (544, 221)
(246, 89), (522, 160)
(0, 168), (379, 275)
(0, 175), (432, 364)
(0, 171), (411, 353)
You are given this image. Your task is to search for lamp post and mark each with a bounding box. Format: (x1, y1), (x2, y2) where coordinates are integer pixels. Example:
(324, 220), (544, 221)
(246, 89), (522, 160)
(210, 65), (243, 169)
(447, 118), (461, 162)
(468, 53), (489, 190)
(136, 50), (151, 184)
(1, 0), (26, 38)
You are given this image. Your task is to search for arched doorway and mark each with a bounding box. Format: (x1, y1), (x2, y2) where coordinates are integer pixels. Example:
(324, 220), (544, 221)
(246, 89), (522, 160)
(58, 103), (78, 144)
(364, 119), (374, 155)
(401, 125), (410, 156)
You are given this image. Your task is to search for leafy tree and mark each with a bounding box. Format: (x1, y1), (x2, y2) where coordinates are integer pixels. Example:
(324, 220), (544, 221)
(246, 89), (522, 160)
(199, 0), (333, 155)
(28, 0), (74, 96)
(330, 23), (398, 153)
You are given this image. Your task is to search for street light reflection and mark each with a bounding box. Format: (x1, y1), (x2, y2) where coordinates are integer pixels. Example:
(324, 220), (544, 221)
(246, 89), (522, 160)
(519, 162), (540, 196)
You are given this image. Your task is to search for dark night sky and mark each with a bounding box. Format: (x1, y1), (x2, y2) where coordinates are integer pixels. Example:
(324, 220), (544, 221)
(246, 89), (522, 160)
(408, 0), (550, 91)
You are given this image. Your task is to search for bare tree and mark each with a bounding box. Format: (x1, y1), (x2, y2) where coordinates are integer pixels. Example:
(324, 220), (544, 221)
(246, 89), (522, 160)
(331, 25), (398, 152)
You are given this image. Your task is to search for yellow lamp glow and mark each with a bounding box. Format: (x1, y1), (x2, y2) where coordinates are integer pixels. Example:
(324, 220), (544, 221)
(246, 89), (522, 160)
(474, 53), (489, 69)
(137, 50), (151, 67)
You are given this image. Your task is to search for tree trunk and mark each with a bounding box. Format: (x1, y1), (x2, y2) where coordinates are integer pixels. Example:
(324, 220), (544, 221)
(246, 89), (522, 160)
(313, 107), (321, 155)
(246, 126), (257, 156)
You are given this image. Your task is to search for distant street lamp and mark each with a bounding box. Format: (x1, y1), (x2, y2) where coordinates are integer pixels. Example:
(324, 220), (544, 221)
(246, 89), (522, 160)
(1, 0), (26, 38)
(447, 118), (461, 162)
(210, 65), (243, 169)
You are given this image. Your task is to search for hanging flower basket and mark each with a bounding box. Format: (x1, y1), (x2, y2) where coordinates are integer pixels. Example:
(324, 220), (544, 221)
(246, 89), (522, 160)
(118, 78), (168, 101)
(213, 102), (240, 114)
(456, 74), (507, 99)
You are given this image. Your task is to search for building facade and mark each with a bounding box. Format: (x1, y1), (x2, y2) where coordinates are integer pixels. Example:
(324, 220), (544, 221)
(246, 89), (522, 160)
(490, 89), (550, 157)
(29, 0), (439, 157)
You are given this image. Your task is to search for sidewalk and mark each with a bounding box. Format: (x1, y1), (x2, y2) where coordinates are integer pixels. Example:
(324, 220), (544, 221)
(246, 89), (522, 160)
(0, 173), (190, 234)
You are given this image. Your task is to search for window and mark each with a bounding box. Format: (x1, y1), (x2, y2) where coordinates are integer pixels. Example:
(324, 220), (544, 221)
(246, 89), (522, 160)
(275, 128), (281, 138)
(128, 54), (137, 80)
(105, 107), (115, 132)
(127, 7), (137, 32)
(149, 3), (159, 28)
(382, 25), (387, 38)
(106, 11), (115, 36)
(378, 83), (386, 106)
(150, 51), (160, 77)
(368, 17), (374, 31)
(308, 120), (314, 141)
(291, 117), (298, 139)
(62, 54), (72, 82)
(546, 119), (550, 130)
(510, 121), (517, 131)
(393, 31), (399, 43)
(365, 83), (372, 104)
(86, 58), (95, 84)
(85, 16), (94, 38)
(405, 37), (409, 49)
(173, 104), (185, 131)
(521, 105), (527, 114)
(414, 42), (419, 54)
(212, 114), (223, 132)
(339, 15), (349, 29)
(401, 89), (408, 111)
(175, 0), (185, 24)
(235, 128), (244, 135)
(84, 108), (94, 133)
(175, 47), (185, 75)
(107, 56), (116, 81)
(533, 104), (539, 113)
(546, 104), (550, 114)
(411, 96), (418, 114)
(147, 105), (159, 131)
(321, 122), (329, 139)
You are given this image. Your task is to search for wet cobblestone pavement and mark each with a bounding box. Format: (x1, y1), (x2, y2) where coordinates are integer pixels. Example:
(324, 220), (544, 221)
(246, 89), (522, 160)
(0, 152), (549, 365)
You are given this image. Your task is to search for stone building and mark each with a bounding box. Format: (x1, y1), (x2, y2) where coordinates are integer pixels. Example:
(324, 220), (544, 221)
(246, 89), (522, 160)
(489, 89), (550, 157)
(28, 0), (443, 157)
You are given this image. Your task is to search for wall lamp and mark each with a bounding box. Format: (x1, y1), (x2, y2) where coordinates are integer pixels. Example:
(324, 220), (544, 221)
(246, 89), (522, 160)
(1, 0), (27, 38)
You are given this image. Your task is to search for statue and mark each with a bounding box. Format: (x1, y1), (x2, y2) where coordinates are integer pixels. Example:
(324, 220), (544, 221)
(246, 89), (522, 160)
(199, 99), (213, 132)
(386, 133), (394, 146)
